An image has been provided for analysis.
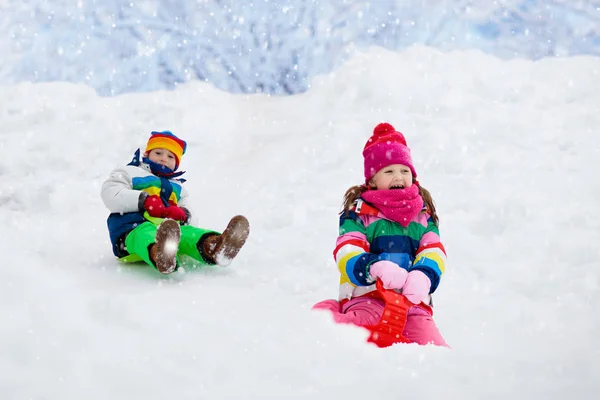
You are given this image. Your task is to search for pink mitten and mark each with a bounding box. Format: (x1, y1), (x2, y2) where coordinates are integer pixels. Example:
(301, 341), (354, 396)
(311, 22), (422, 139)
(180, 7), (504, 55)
(402, 270), (431, 304)
(369, 261), (408, 289)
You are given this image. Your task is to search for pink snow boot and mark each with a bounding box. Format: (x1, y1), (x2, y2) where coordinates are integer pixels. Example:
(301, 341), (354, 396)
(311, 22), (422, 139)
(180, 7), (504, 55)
(313, 297), (384, 326)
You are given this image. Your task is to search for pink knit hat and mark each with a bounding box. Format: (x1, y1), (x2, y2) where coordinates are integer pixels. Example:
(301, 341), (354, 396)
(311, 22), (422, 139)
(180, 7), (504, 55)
(363, 122), (417, 181)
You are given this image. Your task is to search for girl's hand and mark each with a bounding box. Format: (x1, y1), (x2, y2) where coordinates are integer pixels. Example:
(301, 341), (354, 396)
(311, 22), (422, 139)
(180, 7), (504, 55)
(369, 260), (408, 289)
(402, 270), (431, 304)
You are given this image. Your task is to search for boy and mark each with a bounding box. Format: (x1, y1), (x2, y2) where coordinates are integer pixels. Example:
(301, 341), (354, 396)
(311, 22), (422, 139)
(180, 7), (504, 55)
(101, 131), (249, 274)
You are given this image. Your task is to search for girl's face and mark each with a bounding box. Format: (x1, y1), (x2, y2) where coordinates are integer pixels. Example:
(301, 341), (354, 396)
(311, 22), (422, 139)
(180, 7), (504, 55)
(369, 164), (413, 190)
(147, 148), (177, 170)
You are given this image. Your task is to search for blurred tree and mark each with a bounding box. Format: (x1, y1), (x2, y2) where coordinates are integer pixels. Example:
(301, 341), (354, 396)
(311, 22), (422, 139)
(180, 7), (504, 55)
(1, 0), (599, 96)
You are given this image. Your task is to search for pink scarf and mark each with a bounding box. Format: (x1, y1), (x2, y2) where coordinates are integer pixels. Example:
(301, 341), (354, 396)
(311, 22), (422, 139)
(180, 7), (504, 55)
(361, 185), (424, 227)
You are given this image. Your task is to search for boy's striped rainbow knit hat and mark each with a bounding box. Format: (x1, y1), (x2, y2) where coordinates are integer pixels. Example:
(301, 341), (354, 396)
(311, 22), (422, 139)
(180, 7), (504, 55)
(145, 131), (187, 170)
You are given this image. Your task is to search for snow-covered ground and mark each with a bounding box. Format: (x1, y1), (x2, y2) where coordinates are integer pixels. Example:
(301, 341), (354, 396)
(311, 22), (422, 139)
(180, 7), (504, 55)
(1, 46), (599, 399)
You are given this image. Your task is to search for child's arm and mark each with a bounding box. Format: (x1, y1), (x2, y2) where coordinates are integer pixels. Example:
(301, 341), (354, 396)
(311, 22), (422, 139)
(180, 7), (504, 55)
(410, 216), (447, 293)
(334, 210), (381, 287)
(175, 186), (193, 224)
(101, 167), (147, 214)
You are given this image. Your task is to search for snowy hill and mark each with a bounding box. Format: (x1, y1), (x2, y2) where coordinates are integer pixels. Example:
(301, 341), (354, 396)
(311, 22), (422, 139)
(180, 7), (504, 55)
(1, 0), (600, 96)
(1, 46), (600, 399)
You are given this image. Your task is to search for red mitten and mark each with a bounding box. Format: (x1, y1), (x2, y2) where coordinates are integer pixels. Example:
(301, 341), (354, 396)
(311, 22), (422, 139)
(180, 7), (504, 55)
(164, 206), (187, 222)
(143, 195), (167, 218)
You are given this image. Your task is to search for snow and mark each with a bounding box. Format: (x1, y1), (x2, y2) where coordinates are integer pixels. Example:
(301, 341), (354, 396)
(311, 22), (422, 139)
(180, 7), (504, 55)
(1, 45), (600, 399)
(164, 239), (178, 255)
(215, 253), (232, 268)
(2, 0), (600, 96)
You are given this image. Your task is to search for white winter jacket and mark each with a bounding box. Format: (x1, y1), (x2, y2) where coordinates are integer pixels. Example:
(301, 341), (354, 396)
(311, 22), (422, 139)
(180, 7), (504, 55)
(101, 157), (191, 256)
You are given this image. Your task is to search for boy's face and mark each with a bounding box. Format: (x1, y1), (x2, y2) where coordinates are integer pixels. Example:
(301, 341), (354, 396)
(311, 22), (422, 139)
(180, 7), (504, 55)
(368, 163), (413, 190)
(146, 148), (177, 170)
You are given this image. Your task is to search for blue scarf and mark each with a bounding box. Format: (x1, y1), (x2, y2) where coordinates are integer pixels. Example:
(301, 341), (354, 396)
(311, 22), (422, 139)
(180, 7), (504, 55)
(127, 149), (186, 181)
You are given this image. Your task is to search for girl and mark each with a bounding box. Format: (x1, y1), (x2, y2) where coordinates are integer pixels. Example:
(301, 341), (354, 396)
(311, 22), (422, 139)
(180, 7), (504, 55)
(314, 122), (448, 347)
(101, 130), (249, 274)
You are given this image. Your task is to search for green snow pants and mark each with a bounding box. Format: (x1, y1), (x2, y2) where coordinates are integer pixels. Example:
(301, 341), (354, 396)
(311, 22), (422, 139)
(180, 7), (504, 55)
(122, 221), (218, 270)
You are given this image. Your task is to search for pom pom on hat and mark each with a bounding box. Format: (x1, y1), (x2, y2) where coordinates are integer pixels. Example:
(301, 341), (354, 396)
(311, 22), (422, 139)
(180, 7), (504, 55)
(363, 122), (417, 181)
(145, 130), (187, 170)
(366, 122), (408, 147)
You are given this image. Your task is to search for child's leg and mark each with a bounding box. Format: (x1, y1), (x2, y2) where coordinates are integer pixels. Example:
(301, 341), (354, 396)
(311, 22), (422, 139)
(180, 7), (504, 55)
(124, 222), (158, 266)
(124, 220), (180, 274)
(339, 297), (385, 326)
(402, 306), (449, 347)
(313, 297), (384, 326)
(179, 216), (250, 266)
(202, 216), (249, 266)
(178, 225), (219, 264)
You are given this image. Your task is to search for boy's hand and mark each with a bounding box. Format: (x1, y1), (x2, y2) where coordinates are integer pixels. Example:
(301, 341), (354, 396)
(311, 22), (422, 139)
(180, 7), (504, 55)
(164, 206), (187, 223)
(143, 195), (167, 218)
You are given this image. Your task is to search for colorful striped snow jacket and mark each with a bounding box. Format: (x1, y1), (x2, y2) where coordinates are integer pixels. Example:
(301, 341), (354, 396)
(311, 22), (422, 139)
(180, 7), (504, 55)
(334, 198), (446, 303)
(101, 159), (190, 257)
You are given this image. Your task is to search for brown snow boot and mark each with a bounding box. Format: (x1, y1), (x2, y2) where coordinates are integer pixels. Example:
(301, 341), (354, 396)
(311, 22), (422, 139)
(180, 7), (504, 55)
(202, 215), (250, 266)
(149, 219), (181, 274)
